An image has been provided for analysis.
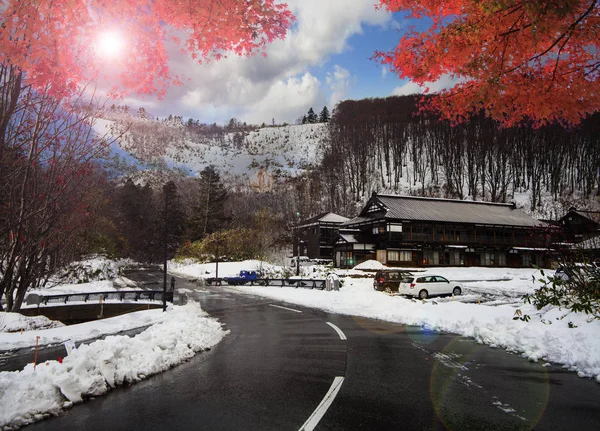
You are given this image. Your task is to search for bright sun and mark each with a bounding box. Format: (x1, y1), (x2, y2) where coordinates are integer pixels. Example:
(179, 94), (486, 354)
(97, 31), (124, 57)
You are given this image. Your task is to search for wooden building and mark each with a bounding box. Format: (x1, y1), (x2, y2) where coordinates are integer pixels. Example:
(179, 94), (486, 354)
(333, 193), (555, 269)
(294, 212), (349, 260)
(558, 208), (600, 244)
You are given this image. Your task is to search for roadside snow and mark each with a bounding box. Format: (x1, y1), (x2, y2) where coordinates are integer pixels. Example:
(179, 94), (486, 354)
(0, 307), (169, 352)
(0, 314), (64, 333)
(174, 260), (600, 383)
(0, 301), (228, 429)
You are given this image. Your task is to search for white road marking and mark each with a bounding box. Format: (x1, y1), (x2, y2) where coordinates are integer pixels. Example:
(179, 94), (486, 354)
(299, 376), (345, 431)
(326, 322), (347, 340)
(269, 304), (302, 313)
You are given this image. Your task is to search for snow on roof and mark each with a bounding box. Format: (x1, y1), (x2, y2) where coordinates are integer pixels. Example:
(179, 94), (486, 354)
(339, 234), (359, 243)
(320, 213), (350, 223)
(360, 193), (545, 227)
(575, 236), (600, 250)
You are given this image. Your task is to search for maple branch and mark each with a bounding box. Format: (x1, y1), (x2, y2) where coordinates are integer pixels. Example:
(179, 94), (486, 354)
(530, 0), (597, 62)
(500, 0), (597, 79)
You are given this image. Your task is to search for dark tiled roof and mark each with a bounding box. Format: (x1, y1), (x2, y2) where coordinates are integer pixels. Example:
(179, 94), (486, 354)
(356, 194), (544, 227)
(565, 209), (600, 225)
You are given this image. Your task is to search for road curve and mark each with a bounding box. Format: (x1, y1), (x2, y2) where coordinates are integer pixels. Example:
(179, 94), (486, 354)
(28, 274), (600, 431)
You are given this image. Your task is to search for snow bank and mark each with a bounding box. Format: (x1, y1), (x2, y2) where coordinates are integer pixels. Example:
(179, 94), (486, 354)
(0, 313), (64, 333)
(217, 276), (599, 383)
(0, 301), (228, 429)
(171, 260), (600, 381)
(353, 260), (386, 270)
(0, 308), (168, 352)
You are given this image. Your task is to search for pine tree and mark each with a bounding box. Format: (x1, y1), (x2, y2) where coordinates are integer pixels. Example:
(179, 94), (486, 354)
(162, 181), (186, 259)
(187, 166), (229, 241)
(319, 106), (330, 123)
(307, 107), (317, 123)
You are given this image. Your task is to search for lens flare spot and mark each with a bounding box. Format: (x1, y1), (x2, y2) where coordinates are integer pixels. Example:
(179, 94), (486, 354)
(97, 31), (124, 58)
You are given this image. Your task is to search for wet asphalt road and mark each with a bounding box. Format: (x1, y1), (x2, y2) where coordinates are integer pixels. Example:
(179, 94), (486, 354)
(27, 273), (600, 431)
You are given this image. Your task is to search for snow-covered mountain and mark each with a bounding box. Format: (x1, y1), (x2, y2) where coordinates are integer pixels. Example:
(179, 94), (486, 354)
(166, 123), (328, 183)
(96, 111), (599, 219)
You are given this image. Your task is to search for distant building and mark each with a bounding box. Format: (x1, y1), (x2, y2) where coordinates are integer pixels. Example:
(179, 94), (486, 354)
(294, 212), (349, 260)
(558, 208), (600, 244)
(332, 193), (555, 269)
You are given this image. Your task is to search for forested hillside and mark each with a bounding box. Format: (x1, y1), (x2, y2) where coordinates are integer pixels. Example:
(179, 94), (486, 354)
(318, 96), (600, 219)
(102, 95), (600, 238)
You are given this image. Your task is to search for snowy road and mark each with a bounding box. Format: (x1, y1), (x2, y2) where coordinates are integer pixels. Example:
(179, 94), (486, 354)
(26, 273), (600, 431)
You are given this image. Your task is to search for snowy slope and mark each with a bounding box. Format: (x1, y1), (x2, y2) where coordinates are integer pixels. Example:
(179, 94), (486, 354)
(166, 123), (327, 187)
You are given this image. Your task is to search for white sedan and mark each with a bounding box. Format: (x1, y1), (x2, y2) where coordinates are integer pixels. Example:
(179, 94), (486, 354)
(398, 274), (462, 299)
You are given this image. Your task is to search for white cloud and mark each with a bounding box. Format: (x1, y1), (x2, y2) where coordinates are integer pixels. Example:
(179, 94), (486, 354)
(392, 74), (460, 96)
(326, 65), (353, 108)
(244, 73), (326, 125)
(121, 0), (393, 124)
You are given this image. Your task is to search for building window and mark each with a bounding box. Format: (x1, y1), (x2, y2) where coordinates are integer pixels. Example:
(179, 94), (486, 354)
(389, 224), (402, 232)
(448, 250), (464, 266)
(341, 252), (354, 267)
(481, 252), (495, 266)
(387, 250), (414, 262)
(498, 252), (506, 266)
(423, 250), (440, 265)
(522, 253), (532, 267)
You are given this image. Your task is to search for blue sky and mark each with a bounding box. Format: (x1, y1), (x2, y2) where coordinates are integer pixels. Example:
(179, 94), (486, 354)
(121, 1), (433, 126)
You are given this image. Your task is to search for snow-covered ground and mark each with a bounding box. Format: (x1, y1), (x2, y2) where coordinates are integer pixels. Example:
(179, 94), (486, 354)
(172, 260), (600, 384)
(2, 257), (598, 428)
(0, 302), (228, 429)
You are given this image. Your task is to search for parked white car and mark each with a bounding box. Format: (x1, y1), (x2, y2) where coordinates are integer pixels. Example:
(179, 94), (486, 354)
(398, 274), (463, 299)
(554, 263), (595, 282)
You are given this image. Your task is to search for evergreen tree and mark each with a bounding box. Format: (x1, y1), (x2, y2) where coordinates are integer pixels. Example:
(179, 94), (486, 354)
(307, 107), (317, 123)
(302, 115), (308, 124)
(161, 181), (187, 259)
(319, 106), (330, 123)
(117, 180), (159, 261)
(187, 166), (229, 241)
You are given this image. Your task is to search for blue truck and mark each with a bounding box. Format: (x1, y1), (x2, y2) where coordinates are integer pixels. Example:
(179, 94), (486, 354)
(224, 270), (262, 285)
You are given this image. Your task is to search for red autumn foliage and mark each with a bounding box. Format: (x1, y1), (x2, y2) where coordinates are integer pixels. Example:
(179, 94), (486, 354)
(375, 1), (600, 126)
(0, 0), (294, 98)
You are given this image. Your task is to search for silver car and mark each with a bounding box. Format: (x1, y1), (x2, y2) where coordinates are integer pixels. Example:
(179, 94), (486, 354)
(398, 274), (463, 299)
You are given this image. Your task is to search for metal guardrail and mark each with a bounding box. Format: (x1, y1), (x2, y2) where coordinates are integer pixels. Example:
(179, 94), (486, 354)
(205, 278), (326, 289)
(26, 290), (174, 306)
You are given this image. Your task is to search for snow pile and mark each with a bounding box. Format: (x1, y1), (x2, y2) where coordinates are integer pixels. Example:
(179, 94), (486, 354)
(172, 260), (599, 382)
(0, 313), (64, 333)
(0, 307), (168, 352)
(0, 301), (228, 429)
(227, 279), (600, 381)
(27, 280), (117, 297)
(53, 255), (132, 285)
(353, 260), (386, 270)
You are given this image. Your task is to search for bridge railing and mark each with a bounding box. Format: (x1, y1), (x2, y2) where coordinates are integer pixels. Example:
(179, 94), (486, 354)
(26, 290), (174, 306)
(205, 278), (326, 289)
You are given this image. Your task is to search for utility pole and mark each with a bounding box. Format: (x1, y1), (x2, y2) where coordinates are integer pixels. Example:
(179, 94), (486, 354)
(295, 211), (301, 276)
(163, 185), (168, 312)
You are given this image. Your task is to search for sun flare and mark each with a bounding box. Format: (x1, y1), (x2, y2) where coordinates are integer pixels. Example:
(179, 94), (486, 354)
(97, 31), (124, 57)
